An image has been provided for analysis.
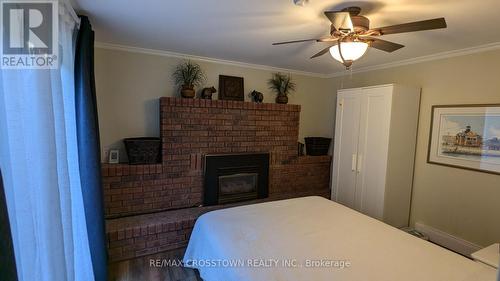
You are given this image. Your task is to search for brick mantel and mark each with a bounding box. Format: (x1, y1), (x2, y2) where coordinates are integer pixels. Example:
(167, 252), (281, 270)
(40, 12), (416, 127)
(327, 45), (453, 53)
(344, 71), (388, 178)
(160, 97), (301, 164)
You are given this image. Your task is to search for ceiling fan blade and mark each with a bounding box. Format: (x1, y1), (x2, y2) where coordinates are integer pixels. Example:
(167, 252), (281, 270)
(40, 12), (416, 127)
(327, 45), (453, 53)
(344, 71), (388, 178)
(272, 38), (320, 45)
(310, 43), (338, 59)
(372, 18), (447, 35)
(273, 35), (336, 46)
(366, 38), (404, 52)
(324, 11), (354, 32)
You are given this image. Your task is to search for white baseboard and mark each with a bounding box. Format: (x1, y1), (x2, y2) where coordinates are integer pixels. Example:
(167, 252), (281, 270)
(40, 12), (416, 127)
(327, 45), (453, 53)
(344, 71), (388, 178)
(414, 222), (482, 257)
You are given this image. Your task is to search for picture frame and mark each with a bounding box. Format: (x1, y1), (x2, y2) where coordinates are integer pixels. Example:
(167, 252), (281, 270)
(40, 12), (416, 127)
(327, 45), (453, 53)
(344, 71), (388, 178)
(427, 104), (500, 175)
(219, 75), (244, 101)
(109, 149), (120, 164)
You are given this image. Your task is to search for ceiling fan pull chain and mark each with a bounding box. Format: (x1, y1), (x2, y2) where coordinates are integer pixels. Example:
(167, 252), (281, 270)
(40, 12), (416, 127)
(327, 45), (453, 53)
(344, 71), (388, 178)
(337, 39), (345, 63)
(337, 38), (348, 68)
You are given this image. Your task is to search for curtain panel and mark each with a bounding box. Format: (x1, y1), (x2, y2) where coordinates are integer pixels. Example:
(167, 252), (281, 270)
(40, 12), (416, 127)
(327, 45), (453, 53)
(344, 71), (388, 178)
(75, 15), (107, 281)
(0, 2), (96, 281)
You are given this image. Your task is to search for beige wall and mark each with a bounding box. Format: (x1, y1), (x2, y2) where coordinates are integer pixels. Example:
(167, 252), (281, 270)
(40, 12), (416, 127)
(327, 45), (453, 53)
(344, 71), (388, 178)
(332, 49), (500, 247)
(94, 48), (337, 162)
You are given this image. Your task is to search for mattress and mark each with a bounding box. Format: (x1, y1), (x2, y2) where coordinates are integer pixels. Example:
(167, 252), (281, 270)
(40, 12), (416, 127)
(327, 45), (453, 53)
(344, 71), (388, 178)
(183, 196), (496, 281)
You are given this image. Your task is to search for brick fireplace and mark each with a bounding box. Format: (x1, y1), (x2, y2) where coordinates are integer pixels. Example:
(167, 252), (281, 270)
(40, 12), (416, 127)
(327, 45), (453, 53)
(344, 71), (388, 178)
(103, 97), (332, 261)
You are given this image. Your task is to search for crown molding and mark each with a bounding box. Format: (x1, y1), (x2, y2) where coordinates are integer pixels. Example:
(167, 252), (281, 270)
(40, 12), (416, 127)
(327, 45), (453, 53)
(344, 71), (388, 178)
(328, 41), (500, 78)
(95, 41), (500, 80)
(94, 42), (331, 78)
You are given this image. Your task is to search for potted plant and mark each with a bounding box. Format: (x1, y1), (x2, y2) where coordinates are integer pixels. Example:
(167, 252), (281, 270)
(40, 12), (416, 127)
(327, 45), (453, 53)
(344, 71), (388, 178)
(267, 73), (296, 104)
(172, 60), (206, 98)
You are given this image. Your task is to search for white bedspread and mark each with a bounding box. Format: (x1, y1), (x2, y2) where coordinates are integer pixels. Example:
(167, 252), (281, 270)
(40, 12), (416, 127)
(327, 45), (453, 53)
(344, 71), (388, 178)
(183, 196), (496, 281)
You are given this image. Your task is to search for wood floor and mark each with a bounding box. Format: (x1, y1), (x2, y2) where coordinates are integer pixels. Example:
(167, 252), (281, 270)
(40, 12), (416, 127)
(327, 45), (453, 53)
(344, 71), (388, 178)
(108, 248), (202, 281)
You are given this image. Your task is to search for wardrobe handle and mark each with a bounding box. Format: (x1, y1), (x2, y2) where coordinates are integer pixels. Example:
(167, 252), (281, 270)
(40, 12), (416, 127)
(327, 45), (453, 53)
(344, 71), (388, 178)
(357, 155), (363, 174)
(352, 154), (357, 172)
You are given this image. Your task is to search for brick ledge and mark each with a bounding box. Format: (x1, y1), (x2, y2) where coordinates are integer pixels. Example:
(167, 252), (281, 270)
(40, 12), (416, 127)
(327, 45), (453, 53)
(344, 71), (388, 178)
(106, 192), (330, 262)
(160, 96), (301, 112)
(101, 163), (162, 176)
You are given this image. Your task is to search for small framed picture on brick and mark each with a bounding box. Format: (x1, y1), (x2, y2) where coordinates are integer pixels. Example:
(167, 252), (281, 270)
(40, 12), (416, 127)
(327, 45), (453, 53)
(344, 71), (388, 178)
(109, 149), (120, 164)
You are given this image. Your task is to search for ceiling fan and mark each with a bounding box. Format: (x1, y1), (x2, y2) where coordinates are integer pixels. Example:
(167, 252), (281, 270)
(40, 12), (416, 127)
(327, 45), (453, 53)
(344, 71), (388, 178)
(273, 7), (447, 68)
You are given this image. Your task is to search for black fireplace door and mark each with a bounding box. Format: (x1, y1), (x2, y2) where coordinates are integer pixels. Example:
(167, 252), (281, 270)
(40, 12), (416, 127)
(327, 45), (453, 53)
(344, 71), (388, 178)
(204, 153), (269, 206)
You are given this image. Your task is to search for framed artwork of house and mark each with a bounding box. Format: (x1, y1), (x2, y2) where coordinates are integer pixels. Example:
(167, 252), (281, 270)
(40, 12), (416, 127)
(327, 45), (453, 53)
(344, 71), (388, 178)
(428, 104), (500, 175)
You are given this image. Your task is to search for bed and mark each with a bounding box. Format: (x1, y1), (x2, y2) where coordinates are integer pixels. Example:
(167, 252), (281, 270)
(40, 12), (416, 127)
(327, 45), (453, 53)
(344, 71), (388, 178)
(183, 196), (497, 281)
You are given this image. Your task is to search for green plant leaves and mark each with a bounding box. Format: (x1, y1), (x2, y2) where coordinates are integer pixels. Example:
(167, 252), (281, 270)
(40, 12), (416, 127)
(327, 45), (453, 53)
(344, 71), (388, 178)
(172, 60), (206, 88)
(267, 73), (296, 95)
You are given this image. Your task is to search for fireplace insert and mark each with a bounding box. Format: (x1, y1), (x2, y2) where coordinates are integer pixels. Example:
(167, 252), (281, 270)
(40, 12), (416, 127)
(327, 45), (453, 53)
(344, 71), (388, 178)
(204, 153), (269, 206)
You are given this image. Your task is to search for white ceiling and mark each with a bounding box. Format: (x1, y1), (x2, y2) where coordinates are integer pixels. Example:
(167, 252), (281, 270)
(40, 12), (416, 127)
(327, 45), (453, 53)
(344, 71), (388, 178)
(72, 0), (500, 76)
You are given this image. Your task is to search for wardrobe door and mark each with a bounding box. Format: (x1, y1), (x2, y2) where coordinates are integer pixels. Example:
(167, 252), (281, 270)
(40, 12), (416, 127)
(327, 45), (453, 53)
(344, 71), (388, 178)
(332, 90), (361, 209)
(355, 87), (393, 219)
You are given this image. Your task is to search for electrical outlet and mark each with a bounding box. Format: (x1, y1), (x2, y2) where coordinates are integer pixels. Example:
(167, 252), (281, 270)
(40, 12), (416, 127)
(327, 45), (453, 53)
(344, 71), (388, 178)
(103, 147), (110, 163)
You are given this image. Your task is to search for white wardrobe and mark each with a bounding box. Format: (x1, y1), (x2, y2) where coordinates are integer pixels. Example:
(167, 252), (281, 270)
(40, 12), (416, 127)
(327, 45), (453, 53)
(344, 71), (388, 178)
(331, 84), (421, 228)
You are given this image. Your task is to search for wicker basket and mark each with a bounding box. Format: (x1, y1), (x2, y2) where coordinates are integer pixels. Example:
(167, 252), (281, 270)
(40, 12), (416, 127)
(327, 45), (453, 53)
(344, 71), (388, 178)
(123, 137), (161, 164)
(304, 137), (332, 156)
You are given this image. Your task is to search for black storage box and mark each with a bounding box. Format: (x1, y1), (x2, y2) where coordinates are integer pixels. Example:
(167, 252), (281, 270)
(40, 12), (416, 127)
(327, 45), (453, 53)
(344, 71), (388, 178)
(304, 137), (331, 156)
(123, 137), (161, 164)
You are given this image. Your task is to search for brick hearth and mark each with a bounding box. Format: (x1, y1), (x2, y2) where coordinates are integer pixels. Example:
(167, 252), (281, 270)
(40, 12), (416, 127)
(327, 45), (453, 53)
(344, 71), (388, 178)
(103, 97), (332, 261)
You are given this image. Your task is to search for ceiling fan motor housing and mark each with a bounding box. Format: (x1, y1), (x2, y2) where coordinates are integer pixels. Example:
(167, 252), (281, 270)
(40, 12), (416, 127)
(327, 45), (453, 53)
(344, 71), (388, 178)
(341, 6), (362, 15)
(352, 16), (370, 32)
(342, 6), (369, 33)
(330, 15), (370, 35)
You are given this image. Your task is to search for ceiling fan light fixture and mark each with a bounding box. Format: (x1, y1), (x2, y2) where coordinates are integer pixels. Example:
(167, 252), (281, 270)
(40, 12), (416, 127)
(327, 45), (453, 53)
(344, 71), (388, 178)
(329, 41), (368, 67)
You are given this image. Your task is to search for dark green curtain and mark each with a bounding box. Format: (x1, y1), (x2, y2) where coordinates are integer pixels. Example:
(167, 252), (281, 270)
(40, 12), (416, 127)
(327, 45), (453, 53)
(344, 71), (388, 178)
(75, 16), (107, 281)
(0, 169), (18, 281)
